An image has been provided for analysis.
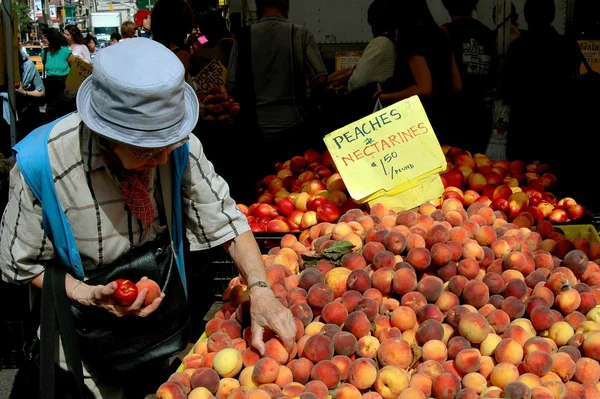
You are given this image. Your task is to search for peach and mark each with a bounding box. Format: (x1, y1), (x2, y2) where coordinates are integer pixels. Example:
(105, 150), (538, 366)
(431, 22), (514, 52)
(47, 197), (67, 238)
(458, 311), (490, 344)
(290, 303), (313, 328)
(303, 334), (334, 363)
(374, 366), (410, 399)
(432, 373), (461, 399)
(462, 373), (487, 394)
(213, 348), (243, 378)
(454, 348), (481, 374)
(555, 288), (582, 316)
(463, 241), (485, 262)
(573, 357), (600, 385)
(321, 302), (349, 326)
(416, 275), (444, 303)
(264, 338), (290, 365)
(340, 290), (363, 313)
(398, 387), (426, 399)
(406, 233), (426, 251)
(274, 366), (293, 389)
(417, 319), (445, 344)
(299, 268), (324, 290)
(431, 243), (453, 266)
(257, 384), (280, 399)
(357, 335), (380, 358)
(504, 381), (532, 399)
(332, 383), (362, 399)
(490, 362), (520, 390)
(347, 358), (378, 390)
(378, 327), (401, 342)
(190, 367), (220, 393)
(401, 291), (427, 313)
(239, 366), (259, 389)
(311, 360), (341, 389)
(332, 331), (358, 357)
(436, 291), (460, 313)
(549, 321), (575, 347)
(377, 338), (413, 368)
(392, 268), (418, 296)
(495, 338), (524, 365)
(331, 355), (352, 381)
(426, 224), (450, 247)
(447, 336), (472, 360)
(550, 352), (576, 382)
(287, 357), (314, 384)
(542, 380), (567, 399)
(461, 280), (489, 309)
(370, 268), (394, 297)
(343, 311), (371, 339)
(479, 333), (502, 357)
(281, 382), (305, 398)
(307, 283), (334, 310)
(304, 380), (329, 399)
(216, 378), (240, 399)
(501, 296), (526, 320)
(186, 387), (212, 399)
(437, 260), (458, 281)
(482, 272), (504, 296)
(409, 373), (433, 397)
(252, 357), (280, 385)
(382, 231), (407, 255)
(422, 340), (448, 363)
(479, 356), (495, 379)
(486, 309), (511, 334)
(390, 306), (417, 332)
(320, 323), (342, 340)
(406, 247), (432, 271)
(449, 227), (469, 245)
(346, 270), (371, 294)
(242, 348), (261, 368)
(316, 260), (335, 276)
(504, 278), (528, 300)
(208, 332), (233, 353)
(324, 267), (353, 299)
(363, 287), (384, 306)
(530, 306), (555, 332)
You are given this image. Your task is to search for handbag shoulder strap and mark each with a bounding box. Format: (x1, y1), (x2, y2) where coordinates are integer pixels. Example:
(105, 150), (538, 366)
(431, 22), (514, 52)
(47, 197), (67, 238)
(43, 49), (47, 77)
(165, 143), (190, 296)
(14, 114), (85, 280)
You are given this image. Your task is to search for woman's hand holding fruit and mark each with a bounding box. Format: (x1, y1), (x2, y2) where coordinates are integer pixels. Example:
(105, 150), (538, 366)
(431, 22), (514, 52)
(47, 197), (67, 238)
(71, 276), (164, 318)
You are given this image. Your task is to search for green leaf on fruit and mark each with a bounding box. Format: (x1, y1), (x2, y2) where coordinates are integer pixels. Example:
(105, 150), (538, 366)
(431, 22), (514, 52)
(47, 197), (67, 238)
(321, 241), (354, 261)
(301, 254), (321, 265)
(409, 343), (422, 370)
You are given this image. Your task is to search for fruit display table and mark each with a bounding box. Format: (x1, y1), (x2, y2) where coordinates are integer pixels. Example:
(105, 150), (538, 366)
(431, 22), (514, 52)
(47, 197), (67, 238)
(155, 188), (600, 398)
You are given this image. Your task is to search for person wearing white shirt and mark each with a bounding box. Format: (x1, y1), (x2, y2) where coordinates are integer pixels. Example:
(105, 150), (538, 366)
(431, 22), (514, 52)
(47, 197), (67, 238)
(64, 24), (92, 64)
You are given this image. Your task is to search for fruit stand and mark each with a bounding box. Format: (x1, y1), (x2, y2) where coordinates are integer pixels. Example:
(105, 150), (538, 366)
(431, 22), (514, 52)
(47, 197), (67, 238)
(154, 96), (600, 398)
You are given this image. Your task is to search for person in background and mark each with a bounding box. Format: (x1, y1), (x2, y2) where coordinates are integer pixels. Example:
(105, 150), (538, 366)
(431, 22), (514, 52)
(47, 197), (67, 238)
(347, 0), (397, 94)
(442, 0), (495, 154)
(227, 0), (328, 174)
(191, 9), (235, 75)
(502, 0), (581, 163)
(85, 35), (99, 64)
(41, 28), (74, 120)
(376, 0), (462, 145)
(121, 21), (137, 39)
(110, 32), (122, 45)
(1, 48), (46, 152)
(134, 9), (152, 38)
(151, 0), (195, 76)
(64, 24), (92, 64)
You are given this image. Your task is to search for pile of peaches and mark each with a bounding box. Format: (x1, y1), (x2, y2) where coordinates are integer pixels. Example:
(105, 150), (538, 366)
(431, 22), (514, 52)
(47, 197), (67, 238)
(440, 147), (585, 224)
(157, 198), (600, 399)
(198, 87), (241, 122)
(240, 146), (587, 235)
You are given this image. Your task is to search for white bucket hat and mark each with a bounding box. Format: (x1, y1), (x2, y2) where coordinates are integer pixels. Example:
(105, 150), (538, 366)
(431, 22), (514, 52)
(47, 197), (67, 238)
(77, 37), (199, 148)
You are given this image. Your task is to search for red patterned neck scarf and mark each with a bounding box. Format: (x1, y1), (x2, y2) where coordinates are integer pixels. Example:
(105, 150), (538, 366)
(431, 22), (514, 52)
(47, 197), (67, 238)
(120, 169), (155, 226)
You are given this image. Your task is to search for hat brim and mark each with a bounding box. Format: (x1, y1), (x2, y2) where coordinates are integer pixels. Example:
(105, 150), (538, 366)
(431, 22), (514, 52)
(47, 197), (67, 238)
(76, 75), (199, 148)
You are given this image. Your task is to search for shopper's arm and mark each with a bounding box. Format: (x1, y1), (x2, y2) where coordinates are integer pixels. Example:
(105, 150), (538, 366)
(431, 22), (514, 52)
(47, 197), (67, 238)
(380, 56), (433, 105)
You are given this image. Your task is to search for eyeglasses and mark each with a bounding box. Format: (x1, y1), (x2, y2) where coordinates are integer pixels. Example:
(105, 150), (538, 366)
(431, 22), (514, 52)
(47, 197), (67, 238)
(128, 137), (190, 161)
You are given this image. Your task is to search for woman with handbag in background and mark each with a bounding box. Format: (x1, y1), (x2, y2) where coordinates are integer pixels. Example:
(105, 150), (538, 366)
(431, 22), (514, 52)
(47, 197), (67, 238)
(2, 38), (295, 399)
(64, 24), (92, 64)
(15, 47), (46, 142)
(41, 28), (74, 120)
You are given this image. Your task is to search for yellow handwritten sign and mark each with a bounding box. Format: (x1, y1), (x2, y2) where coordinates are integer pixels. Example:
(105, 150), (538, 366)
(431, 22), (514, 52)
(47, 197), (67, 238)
(335, 51), (363, 71)
(368, 174), (445, 212)
(323, 96), (447, 204)
(193, 59), (227, 94)
(579, 40), (600, 73)
(64, 57), (93, 99)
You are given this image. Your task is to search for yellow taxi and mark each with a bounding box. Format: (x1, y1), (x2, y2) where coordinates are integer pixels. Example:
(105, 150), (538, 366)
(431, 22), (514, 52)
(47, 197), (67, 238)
(23, 45), (44, 73)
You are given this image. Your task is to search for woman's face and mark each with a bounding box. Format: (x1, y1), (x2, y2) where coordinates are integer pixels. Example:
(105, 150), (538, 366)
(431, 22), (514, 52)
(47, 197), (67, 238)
(143, 16), (151, 31)
(87, 41), (96, 52)
(64, 30), (73, 44)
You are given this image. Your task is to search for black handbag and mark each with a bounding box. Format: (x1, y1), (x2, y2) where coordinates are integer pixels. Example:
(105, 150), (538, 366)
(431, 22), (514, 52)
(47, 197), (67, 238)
(69, 234), (190, 378)
(37, 234), (190, 399)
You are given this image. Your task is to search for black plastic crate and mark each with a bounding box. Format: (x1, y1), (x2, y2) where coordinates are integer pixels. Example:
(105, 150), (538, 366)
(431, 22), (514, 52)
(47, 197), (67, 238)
(0, 321), (28, 369)
(208, 232), (301, 301)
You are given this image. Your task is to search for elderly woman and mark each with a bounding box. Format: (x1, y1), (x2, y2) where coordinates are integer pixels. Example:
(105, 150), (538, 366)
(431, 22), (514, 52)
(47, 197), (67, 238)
(1, 38), (295, 399)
